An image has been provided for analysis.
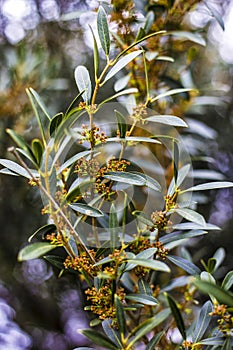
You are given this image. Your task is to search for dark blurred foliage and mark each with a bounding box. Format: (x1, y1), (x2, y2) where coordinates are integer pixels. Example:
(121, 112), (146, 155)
(0, 0), (233, 349)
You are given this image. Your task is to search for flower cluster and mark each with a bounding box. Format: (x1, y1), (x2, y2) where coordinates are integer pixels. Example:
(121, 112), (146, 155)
(130, 103), (147, 123)
(155, 241), (169, 260)
(210, 304), (233, 335)
(63, 250), (98, 276)
(75, 157), (100, 177)
(79, 124), (107, 145)
(151, 210), (171, 231)
(85, 283), (125, 322)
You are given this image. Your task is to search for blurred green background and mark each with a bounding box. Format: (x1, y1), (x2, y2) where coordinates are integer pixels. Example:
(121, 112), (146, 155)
(0, 1), (233, 349)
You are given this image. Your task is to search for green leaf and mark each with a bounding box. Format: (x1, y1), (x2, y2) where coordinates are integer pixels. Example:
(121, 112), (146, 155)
(58, 150), (93, 174)
(132, 210), (154, 227)
(173, 139), (179, 184)
(192, 300), (213, 343)
(136, 27), (146, 41)
(0, 159), (35, 179)
(28, 223), (56, 242)
(213, 247), (225, 271)
(115, 110), (127, 138)
(104, 171), (146, 186)
(173, 222), (220, 231)
(222, 271), (233, 291)
(49, 113), (63, 136)
(144, 11), (155, 33)
(146, 115), (188, 127)
(31, 138), (44, 165)
(103, 50), (142, 84)
(204, 1), (225, 31)
(127, 309), (170, 347)
(173, 208), (206, 226)
(116, 30), (166, 60)
(151, 89), (195, 103)
(125, 294), (158, 306)
(130, 172), (161, 192)
(64, 91), (85, 117)
(0, 168), (19, 176)
(44, 255), (69, 271)
(127, 258), (170, 273)
(196, 336), (225, 346)
(28, 87), (51, 120)
(109, 203), (120, 249)
(18, 243), (56, 261)
(69, 203), (104, 217)
(166, 293), (186, 340)
(194, 279), (233, 307)
(89, 25), (99, 80)
(167, 255), (201, 275)
(6, 129), (32, 155)
(97, 6), (110, 56)
(115, 295), (126, 336)
(74, 65), (92, 104)
(138, 278), (153, 296)
(114, 74), (130, 92)
(146, 332), (164, 350)
(160, 230), (207, 245)
(207, 258), (217, 274)
(168, 31), (206, 46)
(80, 329), (120, 350)
(102, 320), (121, 348)
(182, 181), (233, 193)
(222, 337), (232, 350)
(65, 180), (94, 203)
(99, 88), (138, 106)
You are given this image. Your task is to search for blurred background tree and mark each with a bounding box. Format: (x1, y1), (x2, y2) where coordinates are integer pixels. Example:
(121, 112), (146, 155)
(0, 1), (233, 349)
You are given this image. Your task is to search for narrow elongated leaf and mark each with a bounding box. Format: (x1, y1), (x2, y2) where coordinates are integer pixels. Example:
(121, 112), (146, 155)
(130, 172), (161, 191)
(58, 150), (92, 174)
(115, 295), (126, 336)
(0, 159), (34, 179)
(194, 279), (233, 307)
(66, 180), (95, 203)
(114, 74), (130, 92)
(109, 203), (120, 249)
(28, 224), (56, 242)
(168, 31), (206, 46)
(172, 222), (220, 231)
(126, 294), (158, 306)
(97, 6), (110, 56)
(80, 329), (120, 350)
(192, 300), (213, 343)
(197, 336), (225, 346)
(222, 271), (233, 291)
(127, 258), (170, 272)
(6, 128), (32, 155)
(135, 247), (156, 260)
(213, 247), (225, 271)
(146, 332), (164, 350)
(128, 309), (170, 347)
(182, 181), (233, 193)
(69, 203), (104, 217)
(144, 11), (154, 33)
(102, 319), (121, 348)
(103, 50), (142, 84)
(173, 208), (206, 226)
(31, 138), (43, 165)
(74, 65), (92, 104)
(166, 293), (186, 340)
(138, 279), (153, 296)
(204, 1), (225, 31)
(160, 230), (207, 245)
(99, 88), (138, 106)
(28, 87), (51, 120)
(65, 91), (85, 117)
(115, 110), (127, 138)
(89, 25), (99, 80)
(132, 210), (154, 227)
(167, 255), (201, 275)
(146, 115), (188, 127)
(222, 337), (232, 350)
(151, 89), (195, 103)
(0, 168), (19, 176)
(49, 113), (63, 136)
(18, 243), (56, 261)
(104, 171), (146, 186)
